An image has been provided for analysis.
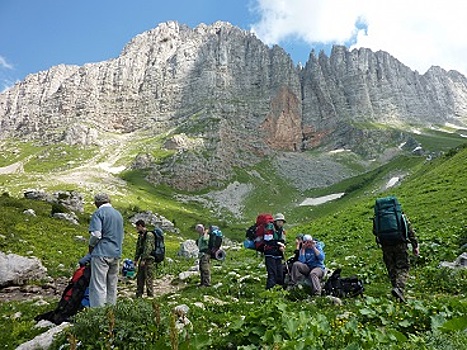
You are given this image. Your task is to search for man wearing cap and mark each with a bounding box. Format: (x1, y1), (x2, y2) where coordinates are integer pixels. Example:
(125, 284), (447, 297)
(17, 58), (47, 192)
(289, 234), (326, 296)
(88, 193), (124, 307)
(263, 213), (287, 289)
(195, 224), (211, 287)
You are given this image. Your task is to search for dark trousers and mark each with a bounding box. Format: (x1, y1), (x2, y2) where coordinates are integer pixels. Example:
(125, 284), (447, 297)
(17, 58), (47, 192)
(136, 260), (154, 297)
(265, 256), (283, 289)
(199, 253), (211, 286)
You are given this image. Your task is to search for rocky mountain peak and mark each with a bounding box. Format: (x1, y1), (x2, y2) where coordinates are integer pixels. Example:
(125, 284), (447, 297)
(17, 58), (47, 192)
(1, 21), (467, 191)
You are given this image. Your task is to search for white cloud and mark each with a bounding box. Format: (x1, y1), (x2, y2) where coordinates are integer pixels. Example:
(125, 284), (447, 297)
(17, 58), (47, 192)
(0, 55), (13, 70)
(251, 0), (467, 76)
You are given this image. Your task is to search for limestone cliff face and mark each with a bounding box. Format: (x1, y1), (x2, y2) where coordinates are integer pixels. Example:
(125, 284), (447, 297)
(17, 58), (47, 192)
(1, 21), (467, 190)
(300, 46), (467, 149)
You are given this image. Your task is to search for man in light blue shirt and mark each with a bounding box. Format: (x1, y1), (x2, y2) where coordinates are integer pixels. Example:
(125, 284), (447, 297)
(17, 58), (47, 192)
(88, 193), (124, 307)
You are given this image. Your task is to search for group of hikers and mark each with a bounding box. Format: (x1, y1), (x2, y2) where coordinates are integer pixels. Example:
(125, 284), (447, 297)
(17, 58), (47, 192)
(244, 196), (419, 304)
(193, 195), (419, 305)
(37, 192), (419, 325)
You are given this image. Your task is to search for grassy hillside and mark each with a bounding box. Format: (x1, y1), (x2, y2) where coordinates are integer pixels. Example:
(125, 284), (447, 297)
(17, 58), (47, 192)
(1, 143), (466, 349)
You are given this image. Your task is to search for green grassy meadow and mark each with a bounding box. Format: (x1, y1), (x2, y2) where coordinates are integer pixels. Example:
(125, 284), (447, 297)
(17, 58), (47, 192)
(0, 132), (466, 348)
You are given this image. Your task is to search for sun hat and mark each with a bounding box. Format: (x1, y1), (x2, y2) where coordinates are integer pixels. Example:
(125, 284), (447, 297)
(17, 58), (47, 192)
(273, 213), (286, 223)
(195, 224), (204, 231)
(302, 234), (313, 242)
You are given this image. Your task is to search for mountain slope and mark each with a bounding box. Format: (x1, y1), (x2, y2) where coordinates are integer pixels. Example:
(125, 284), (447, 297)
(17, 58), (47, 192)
(1, 144), (466, 349)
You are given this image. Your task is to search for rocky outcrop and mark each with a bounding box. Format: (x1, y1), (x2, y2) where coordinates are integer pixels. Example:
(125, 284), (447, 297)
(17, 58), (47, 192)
(1, 21), (467, 190)
(300, 47), (467, 146)
(0, 252), (48, 288)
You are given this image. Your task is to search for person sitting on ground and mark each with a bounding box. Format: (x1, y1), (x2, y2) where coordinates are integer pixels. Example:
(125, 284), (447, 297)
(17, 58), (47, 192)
(289, 234), (326, 296)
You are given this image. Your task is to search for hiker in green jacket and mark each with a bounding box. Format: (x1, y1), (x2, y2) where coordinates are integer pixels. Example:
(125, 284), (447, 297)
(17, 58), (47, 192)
(134, 220), (155, 298)
(196, 224), (211, 287)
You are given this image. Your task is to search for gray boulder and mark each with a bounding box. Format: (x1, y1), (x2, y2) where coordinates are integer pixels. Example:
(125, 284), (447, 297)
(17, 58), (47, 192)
(0, 252), (48, 288)
(177, 240), (199, 259)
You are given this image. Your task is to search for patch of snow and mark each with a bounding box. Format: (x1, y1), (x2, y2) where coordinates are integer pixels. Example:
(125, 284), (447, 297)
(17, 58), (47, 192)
(445, 122), (467, 131)
(410, 129), (422, 135)
(328, 149), (350, 154)
(97, 163), (126, 174)
(385, 177), (400, 189)
(299, 193), (345, 206)
(412, 146), (422, 153)
(398, 142), (407, 149)
(460, 134), (467, 138)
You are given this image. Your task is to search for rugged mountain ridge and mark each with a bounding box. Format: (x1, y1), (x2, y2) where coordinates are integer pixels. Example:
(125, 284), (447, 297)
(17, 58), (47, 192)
(1, 21), (467, 190)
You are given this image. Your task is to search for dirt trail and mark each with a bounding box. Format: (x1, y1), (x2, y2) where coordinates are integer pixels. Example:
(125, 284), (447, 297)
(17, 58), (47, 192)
(0, 274), (180, 304)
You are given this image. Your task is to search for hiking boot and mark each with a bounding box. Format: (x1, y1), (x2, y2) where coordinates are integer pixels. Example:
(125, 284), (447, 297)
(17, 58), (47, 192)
(391, 287), (406, 303)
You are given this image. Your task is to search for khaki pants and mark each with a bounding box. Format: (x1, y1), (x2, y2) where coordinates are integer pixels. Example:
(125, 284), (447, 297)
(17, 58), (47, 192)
(291, 262), (324, 295)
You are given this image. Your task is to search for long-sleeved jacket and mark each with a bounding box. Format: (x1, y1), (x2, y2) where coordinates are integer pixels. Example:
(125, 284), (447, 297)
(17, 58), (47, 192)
(403, 215), (418, 248)
(135, 230), (155, 262)
(298, 241), (325, 270)
(197, 233), (210, 256)
(263, 226), (286, 258)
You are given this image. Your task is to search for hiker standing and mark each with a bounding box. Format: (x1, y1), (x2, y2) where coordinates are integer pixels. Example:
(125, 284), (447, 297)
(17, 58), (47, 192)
(88, 193), (124, 307)
(134, 220), (156, 298)
(196, 224), (211, 287)
(289, 234), (326, 296)
(263, 213), (287, 289)
(373, 197), (419, 302)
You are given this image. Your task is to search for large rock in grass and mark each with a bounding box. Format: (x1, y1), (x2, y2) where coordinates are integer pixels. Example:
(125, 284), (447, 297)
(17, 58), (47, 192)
(0, 252), (48, 288)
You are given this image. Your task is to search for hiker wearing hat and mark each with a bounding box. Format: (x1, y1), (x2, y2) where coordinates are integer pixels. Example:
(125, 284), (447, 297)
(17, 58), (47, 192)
(195, 224), (211, 287)
(88, 193), (124, 307)
(289, 234), (326, 296)
(263, 213), (287, 289)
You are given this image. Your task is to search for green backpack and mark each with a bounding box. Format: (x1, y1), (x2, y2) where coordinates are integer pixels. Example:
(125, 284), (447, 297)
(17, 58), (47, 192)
(373, 196), (408, 243)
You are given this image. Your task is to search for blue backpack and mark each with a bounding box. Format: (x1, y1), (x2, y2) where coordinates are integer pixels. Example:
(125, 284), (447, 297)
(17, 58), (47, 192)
(122, 258), (136, 277)
(208, 226), (223, 254)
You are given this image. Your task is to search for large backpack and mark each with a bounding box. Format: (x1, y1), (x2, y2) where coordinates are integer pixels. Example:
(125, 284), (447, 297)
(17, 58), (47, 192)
(208, 225), (223, 256)
(255, 213), (275, 251)
(243, 214), (275, 252)
(35, 264), (91, 325)
(373, 196), (408, 244)
(323, 268), (364, 298)
(150, 228), (165, 263)
(243, 224), (258, 250)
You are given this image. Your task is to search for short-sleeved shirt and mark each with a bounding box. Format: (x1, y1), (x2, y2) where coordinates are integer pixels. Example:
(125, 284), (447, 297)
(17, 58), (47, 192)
(89, 204), (124, 258)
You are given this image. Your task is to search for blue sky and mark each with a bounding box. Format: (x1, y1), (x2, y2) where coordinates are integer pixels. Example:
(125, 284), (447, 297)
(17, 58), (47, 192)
(1, 0), (466, 92)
